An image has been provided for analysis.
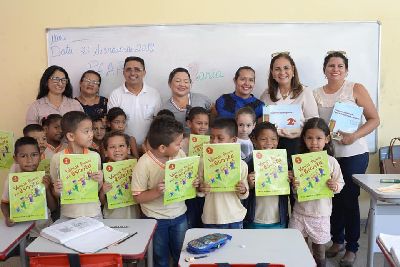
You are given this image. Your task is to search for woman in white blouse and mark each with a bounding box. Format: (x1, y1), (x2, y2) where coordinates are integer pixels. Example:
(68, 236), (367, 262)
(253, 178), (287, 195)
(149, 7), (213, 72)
(260, 52), (318, 165)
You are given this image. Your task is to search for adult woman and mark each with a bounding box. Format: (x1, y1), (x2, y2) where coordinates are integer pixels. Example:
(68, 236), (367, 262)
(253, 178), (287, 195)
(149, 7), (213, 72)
(162, 67), (212, 127)
(26, 65), (83, 125)
(260, 52), (318, 164)
(215, 66), (264, 120)
(314, 51), (379, 266)
(75, 70), (108, 120)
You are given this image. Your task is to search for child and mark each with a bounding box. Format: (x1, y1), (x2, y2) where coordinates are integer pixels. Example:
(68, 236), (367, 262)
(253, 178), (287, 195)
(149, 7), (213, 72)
(99, 131), (140, 219)
(183, 107), (209, 228)
(106, 107), (139, 159)
(42, 114), (63, 159)
(289, 117), (344, 267)
(200, 118), (249, 229)
(91, 116), (106, 157)
(51, 111), (103, 219)
(132, 116), (199, 267)
(181, 106), (209, 155)
(23, 124), (48, 159)
(1, 137), (57, 236)
(244, 122), (288, 229)
(235, 107), (256, 163)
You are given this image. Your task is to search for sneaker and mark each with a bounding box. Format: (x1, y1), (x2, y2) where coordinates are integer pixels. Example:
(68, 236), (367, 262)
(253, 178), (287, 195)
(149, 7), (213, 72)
(325, 243), (345, 258)
(339, 251), (356, 267)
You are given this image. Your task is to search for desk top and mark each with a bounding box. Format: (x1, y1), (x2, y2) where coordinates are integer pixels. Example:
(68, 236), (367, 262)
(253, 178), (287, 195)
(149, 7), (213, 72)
(0, 221), (34, 260)
(178, 228), (315, 267)
(353, 174), (400, 203)
(26, 219), (157, 260)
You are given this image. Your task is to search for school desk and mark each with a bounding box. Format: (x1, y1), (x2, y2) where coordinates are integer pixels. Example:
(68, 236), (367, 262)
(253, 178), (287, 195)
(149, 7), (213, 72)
(26, 218), (157, 267)
(353, 174), (400, 267)
(376, 236), (398, 267)
(0, 221), (34, 267)
(178, 228), (315, 267)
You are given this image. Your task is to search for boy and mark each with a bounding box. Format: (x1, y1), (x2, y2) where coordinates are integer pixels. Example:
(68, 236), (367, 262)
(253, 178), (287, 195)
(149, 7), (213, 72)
(23, 124), (48, 159)
(132, 115), (199, 267)
(51, 111), (103, 219)
(1, 137), (56, 235)
(200, 118), (249, 228)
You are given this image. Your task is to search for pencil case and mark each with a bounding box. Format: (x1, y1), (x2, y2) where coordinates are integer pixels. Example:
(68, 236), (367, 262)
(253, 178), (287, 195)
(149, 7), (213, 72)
(187, 233), (232, 254)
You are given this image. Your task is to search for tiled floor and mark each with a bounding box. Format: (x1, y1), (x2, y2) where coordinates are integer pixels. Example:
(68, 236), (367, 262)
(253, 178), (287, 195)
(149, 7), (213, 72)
(0, 226), (385, 267)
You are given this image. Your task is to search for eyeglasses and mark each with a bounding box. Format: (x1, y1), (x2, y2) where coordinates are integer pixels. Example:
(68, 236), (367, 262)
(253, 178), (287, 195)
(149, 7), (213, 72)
(124, 67), (144, 73)
(271, 51), (290, 58)
(82, 78), (100, 85)
(50, 77), (68, 84)
(327, 50), (347, 56)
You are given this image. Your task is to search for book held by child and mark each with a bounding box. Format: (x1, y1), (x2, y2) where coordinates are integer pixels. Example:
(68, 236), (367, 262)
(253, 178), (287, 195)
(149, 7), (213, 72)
(188, 134), (210, 157)
(0, 130), (14, 169)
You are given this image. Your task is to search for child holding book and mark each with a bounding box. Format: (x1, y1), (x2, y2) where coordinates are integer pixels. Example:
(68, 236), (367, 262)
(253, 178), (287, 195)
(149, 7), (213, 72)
(91, 116), (106, 157)
(235, 106), (256, 163)
(200, 118), (249, 229)
(99, 131), (140, 219)
(182, 106), (209, 228)
(51, 111), (103, 219)
(244, 121), (289, 229)
(42, 114), (63, 159)
(289, 118), (344, 267)
(106, 107), (139, 159)
(1, 137), (57, 236)
(132, 116), (199, 267)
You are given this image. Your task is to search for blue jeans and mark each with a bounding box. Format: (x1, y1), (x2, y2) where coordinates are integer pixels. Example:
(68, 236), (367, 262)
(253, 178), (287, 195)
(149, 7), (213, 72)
(203, 221), (243, 229)
(331, 152), (369, 253)
(149, 213), (188, 267)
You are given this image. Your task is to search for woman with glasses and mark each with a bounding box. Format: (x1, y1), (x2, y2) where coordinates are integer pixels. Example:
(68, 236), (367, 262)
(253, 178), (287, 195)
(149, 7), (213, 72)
(162, 67), (212, 130)
(75, 70), (108, 120)
(314, 51), (379, 266)
(26, 65), (83, 125)
(260, 52), (318, 167)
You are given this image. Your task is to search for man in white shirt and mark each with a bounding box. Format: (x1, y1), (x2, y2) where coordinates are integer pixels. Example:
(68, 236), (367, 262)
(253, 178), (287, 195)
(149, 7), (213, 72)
(108, 56), (161, 147)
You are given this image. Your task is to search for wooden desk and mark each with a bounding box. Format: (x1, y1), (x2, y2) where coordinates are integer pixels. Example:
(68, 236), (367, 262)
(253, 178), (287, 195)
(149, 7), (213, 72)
(178, 228), (315, 267)
(26, 218), (157, 267)
(0, 221), (34, 267)
(353, 174), (400, 267)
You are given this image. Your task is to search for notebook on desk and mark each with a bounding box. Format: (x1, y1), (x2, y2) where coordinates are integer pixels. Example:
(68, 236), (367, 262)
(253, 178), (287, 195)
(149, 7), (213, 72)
(378, 233), (400, 266)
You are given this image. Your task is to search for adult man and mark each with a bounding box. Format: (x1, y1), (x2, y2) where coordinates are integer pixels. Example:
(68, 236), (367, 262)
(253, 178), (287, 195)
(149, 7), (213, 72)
(108, 56), (161, 147)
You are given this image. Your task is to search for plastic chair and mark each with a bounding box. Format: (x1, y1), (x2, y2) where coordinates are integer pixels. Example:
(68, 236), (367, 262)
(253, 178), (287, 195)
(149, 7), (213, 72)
(30, 253), (123, 267)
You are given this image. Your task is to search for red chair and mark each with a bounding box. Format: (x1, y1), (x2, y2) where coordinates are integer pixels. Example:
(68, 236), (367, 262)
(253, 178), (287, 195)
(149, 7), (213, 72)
(30, 253), (123, 267)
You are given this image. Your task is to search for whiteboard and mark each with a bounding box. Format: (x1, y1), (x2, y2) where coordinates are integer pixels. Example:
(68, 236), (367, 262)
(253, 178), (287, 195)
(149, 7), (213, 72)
(46, 22), (380, 152)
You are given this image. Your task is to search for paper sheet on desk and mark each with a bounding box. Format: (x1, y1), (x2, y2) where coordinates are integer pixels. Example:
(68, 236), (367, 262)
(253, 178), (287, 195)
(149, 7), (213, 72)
(391, 246), (400, 267)
(377, 184), (400, 193)
(378, 233), (400, 252)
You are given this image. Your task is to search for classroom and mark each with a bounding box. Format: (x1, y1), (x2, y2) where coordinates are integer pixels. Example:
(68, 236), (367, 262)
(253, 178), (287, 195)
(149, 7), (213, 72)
(0, 1), (399, 266)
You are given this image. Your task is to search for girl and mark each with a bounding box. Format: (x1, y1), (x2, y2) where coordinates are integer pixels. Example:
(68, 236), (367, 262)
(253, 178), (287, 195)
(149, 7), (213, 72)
(182, 106), (209, 228)
(289, 117), (344, 267)
(106, 107), (139, 159)
(180, 106), (209, 155)
(244, 122), (288, 229)
(42, 114), (63, 159)
(235, 107), (256, 164)
(91, 116), (106, 158)
(99, 131), (140, 219)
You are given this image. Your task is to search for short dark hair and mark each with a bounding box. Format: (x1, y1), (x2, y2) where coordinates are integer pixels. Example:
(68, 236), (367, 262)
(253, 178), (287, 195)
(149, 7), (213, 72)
(124, 56), (145, 70)
(106, 107), (127, 123)
(234, 66), (255, 81)
(210, 118), (238, 138)
(61, 111), (91, 135)
(14, 137), (39, 155)
(80, 70), (102, 84)
(156, 109), (175, 118)
(91, 115), (104, 124)
(251, 121), (278, 140)
(168, 67), (192, 84)
(235, 106), (256, 123)
(299, 117), (334, 156)
(37, 65), (73, 99)
(41, 114), (62, 127)
(147, 116), (184, 149)
(187, 107), (209, 122)
(323, 51), (349, 72)
(103, 131), (130, 149)
(23, 124), (44, 136)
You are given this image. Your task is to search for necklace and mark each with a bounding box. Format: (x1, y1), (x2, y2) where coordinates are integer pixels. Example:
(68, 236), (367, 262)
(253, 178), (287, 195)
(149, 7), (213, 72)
(170, 94), (191, 112)
(279, 89), (291, 100)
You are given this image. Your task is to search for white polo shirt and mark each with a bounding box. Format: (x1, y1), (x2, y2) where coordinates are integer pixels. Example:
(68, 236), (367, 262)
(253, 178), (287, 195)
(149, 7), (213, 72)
(107, 83), (162, 146)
